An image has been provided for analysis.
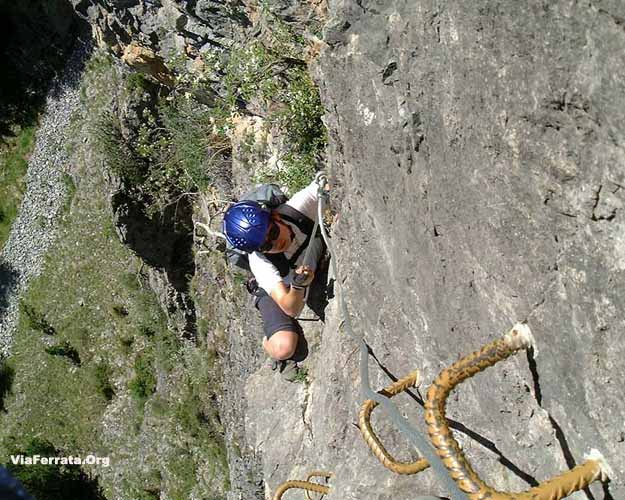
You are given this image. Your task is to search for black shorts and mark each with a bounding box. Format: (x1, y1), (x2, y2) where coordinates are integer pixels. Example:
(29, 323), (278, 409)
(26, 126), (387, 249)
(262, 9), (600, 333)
(255, 291), (301, 339)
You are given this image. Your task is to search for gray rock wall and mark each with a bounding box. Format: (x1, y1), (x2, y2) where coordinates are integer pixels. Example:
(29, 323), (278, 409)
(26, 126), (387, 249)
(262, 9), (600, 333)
(69, 0), (250, 59)
(308, 0), (624, 497)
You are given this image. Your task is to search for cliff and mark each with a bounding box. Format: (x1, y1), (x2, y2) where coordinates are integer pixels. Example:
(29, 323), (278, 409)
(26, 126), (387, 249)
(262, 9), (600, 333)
(4, 1), (623, 499)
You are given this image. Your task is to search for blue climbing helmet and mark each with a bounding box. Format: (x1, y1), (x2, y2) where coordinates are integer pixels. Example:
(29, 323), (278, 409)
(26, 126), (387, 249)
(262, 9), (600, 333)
(222, 200), (271, 253)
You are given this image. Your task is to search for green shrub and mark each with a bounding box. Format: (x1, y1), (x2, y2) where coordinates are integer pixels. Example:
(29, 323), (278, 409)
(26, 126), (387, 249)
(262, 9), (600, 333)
(20, 301), (55, 335)
(220, 26), (326, 193)
(61, 173), (76, 214)
(119, 336), (134, 355)
(85, 51), (113, 74)
(139, 325), (156, 338)
(290, 366), (309, 384)
(120, 271), (141, 291)
(92, 110), (146, 189)
(134, 95), (231, 214)
(154, 330), (179, 374)
(129, 352), (156, 403)
(91, 363), (115, 401)
(126, 72), (151, 93)
(277, 151), (317, 194)
(112, 304), (129, 317)
(95, 68), (233, 216)
(223, 42), (282, 107)
(45, 342), (81, 366)
(276, 69), (326, 157)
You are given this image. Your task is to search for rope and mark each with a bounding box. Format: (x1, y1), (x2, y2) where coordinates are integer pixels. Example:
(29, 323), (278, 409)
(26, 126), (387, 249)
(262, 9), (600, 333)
(359, 370), (430, 475)
(424, 324), (610, 499)
(315, 175), (466, 500)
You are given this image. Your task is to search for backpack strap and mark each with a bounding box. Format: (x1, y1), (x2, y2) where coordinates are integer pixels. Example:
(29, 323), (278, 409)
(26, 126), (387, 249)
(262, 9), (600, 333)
(274, 204), (317, 268)
(287, 232), (312, 268)
(274, 204), (314, 234)
(266, 253), (292, 277)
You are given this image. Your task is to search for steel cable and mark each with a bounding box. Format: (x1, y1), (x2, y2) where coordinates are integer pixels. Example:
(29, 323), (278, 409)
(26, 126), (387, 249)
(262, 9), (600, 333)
(315, 176), (466, 499)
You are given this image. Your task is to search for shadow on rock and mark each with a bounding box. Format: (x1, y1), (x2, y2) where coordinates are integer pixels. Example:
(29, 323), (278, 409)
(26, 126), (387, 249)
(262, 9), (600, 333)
(0, 261), (20, 320)
(0, 359), (15, 411)
(305, 254), (333, 321)
(291, 327), (309, 363)
(112, 192), (197, 338)
(0, 0), (89, 138)
(112, 193), (194, 294)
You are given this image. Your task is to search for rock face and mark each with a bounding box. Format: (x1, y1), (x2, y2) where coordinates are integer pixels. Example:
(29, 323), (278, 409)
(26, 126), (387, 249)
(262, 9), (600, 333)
(294, 0), (623, 498)
(69, 0), (251, 66)
(241, 1), (625, 500)
(121, 42), (174, 85)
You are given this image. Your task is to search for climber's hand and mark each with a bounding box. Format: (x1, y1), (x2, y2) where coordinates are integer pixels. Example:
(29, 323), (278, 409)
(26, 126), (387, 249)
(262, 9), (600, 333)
(293, 266), (315, 287)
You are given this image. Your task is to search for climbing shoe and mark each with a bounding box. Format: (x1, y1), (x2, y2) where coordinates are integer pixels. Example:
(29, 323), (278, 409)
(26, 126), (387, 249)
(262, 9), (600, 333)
(270, 359), (304, 382)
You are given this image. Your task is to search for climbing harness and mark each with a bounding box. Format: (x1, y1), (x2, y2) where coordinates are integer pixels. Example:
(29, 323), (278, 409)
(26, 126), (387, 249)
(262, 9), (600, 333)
(423, 324), (612, 499)
(272, 471), (332, 500)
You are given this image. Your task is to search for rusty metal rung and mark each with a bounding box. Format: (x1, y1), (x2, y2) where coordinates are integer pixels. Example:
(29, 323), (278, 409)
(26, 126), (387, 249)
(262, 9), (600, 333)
(423, 323), (612, 499)
(359, 370), (430, 475)
(273, 471), (333, 500)
(305, 471), (334, 500)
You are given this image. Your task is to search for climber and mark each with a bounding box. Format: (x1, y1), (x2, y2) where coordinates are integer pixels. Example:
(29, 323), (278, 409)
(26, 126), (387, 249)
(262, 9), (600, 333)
(222, 178), (326, 379)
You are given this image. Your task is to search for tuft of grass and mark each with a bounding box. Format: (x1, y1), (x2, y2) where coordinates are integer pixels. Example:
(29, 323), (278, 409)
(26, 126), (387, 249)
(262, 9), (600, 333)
(128, 352), (157, 403)
(92, 110), (147, 189)
(126, 72), (152, 93)
(120, 271), (141, 291)
(0, 125), (36, 248)
(61, 173), (76, 214)
(291, 366), (310, 384)
(90, 363), (115, 401)
(84, 51), (114, 75)
(20, 300), (56, 335)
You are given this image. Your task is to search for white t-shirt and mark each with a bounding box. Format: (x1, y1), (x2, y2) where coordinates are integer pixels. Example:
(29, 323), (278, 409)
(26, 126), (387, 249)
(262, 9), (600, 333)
(248, 180), (324, 295)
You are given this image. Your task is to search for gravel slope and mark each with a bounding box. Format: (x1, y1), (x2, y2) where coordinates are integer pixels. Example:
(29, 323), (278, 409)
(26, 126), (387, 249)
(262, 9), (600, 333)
(0, 43), (90, 358)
